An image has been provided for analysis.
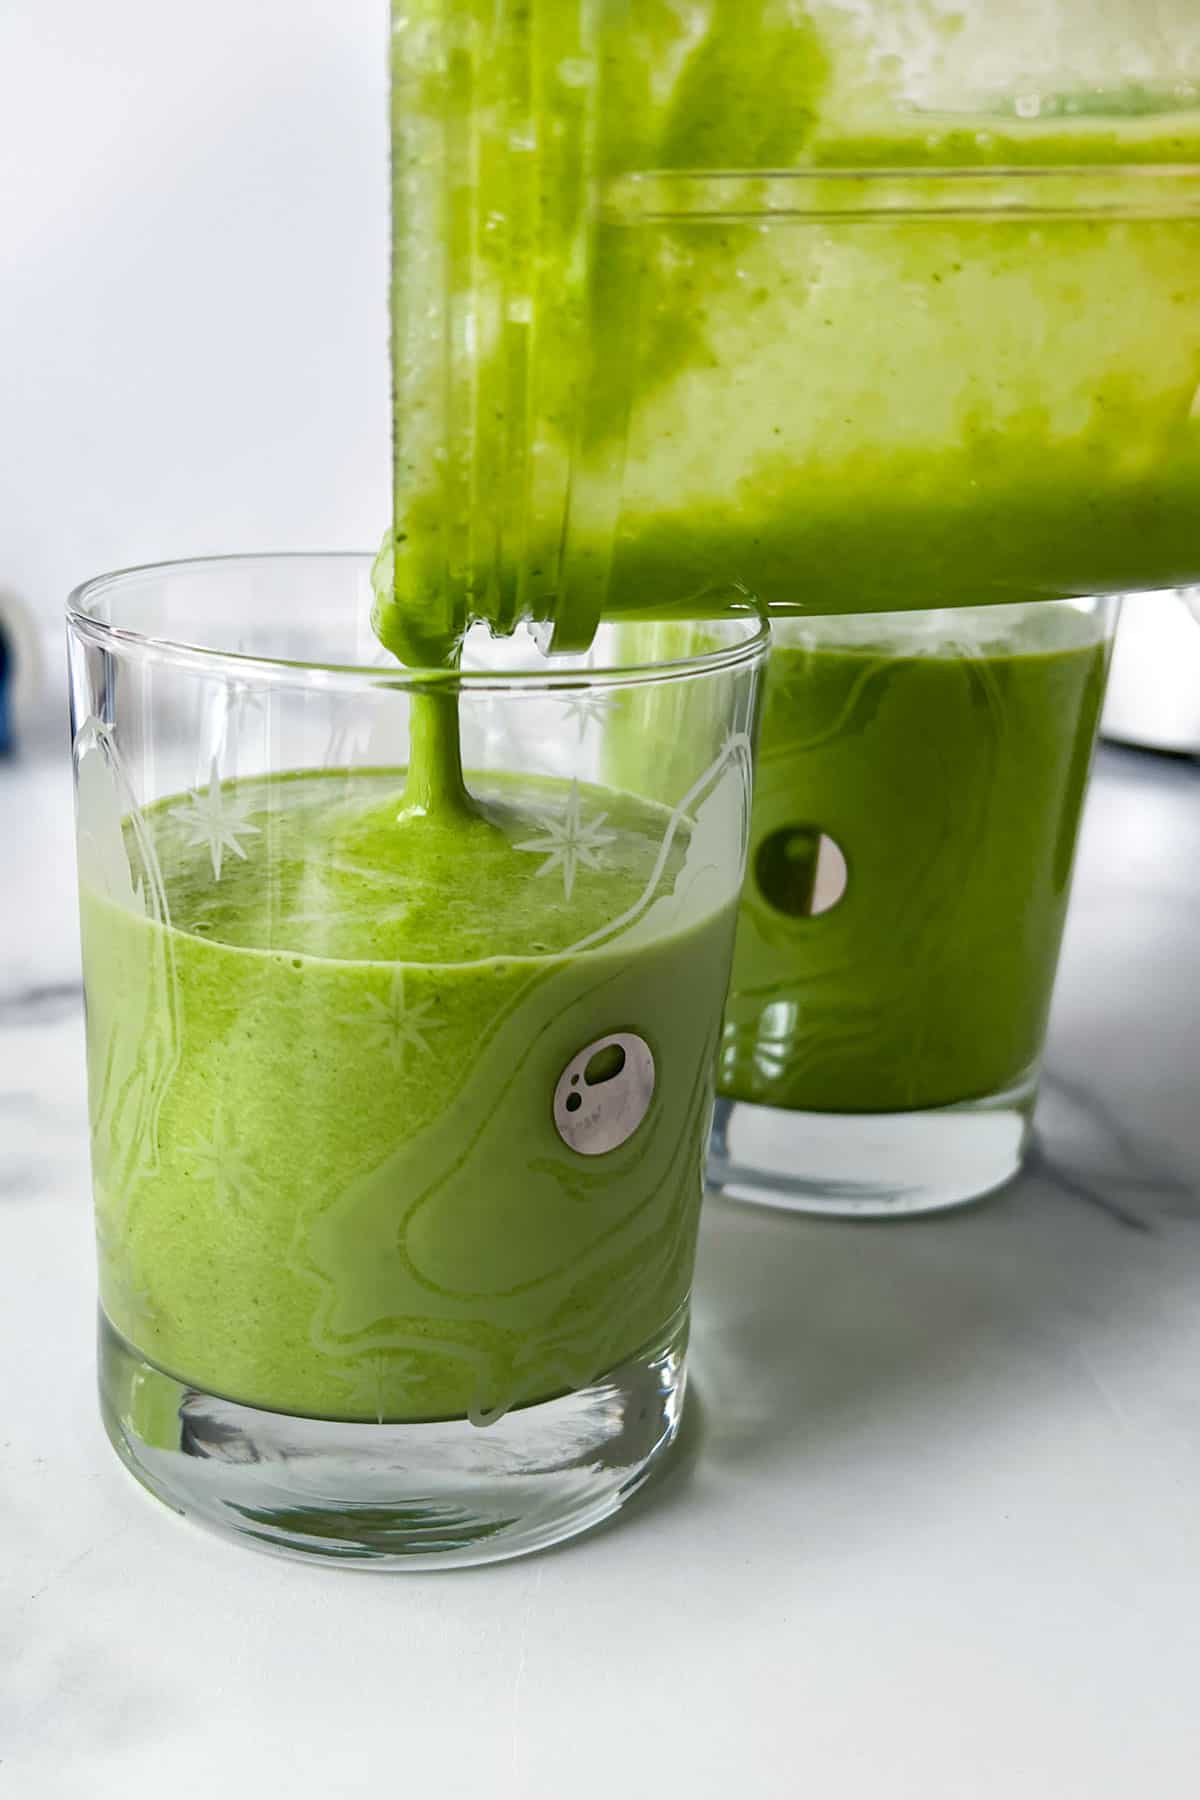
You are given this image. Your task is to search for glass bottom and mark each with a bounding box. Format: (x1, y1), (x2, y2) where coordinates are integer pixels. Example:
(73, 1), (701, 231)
(98, 1305), (689, 1569)
(708, 1079), (1037, 1219)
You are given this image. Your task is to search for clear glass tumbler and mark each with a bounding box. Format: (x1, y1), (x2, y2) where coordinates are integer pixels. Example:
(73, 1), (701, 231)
(623, 599), (1118, 1217)
(68, 554), (765, 1567)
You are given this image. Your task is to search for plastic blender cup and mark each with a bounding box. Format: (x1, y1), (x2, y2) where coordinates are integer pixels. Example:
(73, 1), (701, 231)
(382, 0), (1200, 659)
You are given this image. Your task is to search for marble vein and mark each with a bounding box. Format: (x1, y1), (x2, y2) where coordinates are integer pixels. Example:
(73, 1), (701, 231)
(0, 979), (84, 1024)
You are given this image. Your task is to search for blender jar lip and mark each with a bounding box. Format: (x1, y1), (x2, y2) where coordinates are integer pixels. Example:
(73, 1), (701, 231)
(67, 552), (771, 694)
(607, 162), (1200, 223)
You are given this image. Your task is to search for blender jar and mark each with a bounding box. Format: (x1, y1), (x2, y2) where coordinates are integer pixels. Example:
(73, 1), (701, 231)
(381, 0), (1200, 657)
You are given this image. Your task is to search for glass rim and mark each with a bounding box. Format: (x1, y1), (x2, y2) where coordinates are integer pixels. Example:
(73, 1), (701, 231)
(67, 552), (771, 693)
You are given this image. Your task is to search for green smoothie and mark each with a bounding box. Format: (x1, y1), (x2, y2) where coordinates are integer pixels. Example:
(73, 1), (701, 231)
(382, 1), (1200, 659)
(82, 764), (739, 1423)
(717, 606), (1109, 1113)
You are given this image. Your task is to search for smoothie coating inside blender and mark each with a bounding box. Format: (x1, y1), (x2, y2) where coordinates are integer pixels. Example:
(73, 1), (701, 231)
(380, 0), (1200, 660)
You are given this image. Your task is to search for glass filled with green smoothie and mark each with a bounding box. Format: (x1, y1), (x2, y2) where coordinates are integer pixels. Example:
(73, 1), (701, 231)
(706, 597), (1120, 1214)
(68, 554), (765, 1567)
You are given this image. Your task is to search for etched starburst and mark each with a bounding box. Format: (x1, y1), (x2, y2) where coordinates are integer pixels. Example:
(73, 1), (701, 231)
(514, 778), (618, 901)
(558, 688), (612, 743)
(174, 759), (260, 881)
(385, 1351), (429, 1388)
(185, 1105), (260, 1212)
(368, 1349), (431, 1422)
(343, 969), (443, 1071)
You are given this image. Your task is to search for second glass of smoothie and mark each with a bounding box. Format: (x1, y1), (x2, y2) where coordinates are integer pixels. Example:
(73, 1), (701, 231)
(69, 554), (766, 1566)
(709, 598), (1119, 1215)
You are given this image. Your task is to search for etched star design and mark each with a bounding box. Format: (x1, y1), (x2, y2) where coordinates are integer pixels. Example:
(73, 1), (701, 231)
(185, 1105), (260, 1212)
(514, 778), (618, 901)
(174, 759), (261, 882)
(386, 1351), (429, 1388)
(558, 688), (612, 743)
(343, 970), (443, 1071)
(369, 1348), (430, 1421)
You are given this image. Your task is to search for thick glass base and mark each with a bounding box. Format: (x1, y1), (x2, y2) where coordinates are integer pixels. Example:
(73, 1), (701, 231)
(708, 1081), (1036, 1220)
(99, 1306), (688, 1569)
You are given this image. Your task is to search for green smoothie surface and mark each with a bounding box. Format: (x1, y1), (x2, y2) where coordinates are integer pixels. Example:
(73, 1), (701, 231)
(157, 768), (678, 963)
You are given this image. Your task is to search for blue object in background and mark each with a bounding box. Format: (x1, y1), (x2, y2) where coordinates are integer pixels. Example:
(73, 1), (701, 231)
(0, 594), (41, 758)
(0, 622), (10, 757)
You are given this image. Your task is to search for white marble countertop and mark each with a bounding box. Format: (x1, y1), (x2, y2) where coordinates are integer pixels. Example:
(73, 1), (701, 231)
(3, 733), (1199, 1799)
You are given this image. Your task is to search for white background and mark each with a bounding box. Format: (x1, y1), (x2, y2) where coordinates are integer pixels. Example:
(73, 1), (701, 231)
(0, 0), (390, 626)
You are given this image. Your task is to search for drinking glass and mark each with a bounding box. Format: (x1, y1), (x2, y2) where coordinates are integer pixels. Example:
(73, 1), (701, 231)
(68, 554), (766, 1566)
(707, 598), (1120, 1214)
